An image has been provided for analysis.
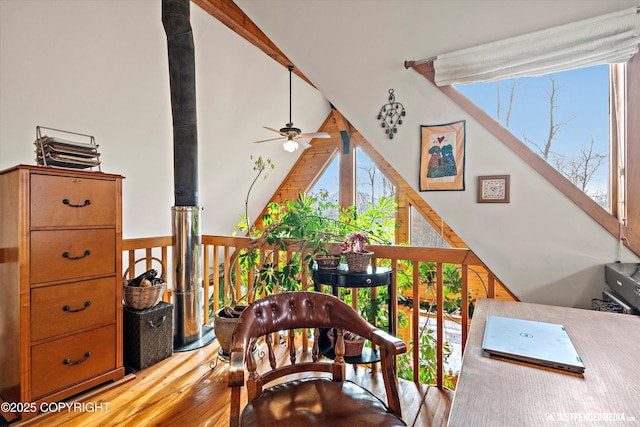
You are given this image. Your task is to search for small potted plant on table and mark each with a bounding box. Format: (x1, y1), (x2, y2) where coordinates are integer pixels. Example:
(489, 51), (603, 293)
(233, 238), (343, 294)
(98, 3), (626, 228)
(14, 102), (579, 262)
(342, 232), (373, 272)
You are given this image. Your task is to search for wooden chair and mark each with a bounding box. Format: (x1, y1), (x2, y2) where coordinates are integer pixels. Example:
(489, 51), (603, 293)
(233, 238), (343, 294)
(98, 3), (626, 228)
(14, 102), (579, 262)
(228, 291), (407, 427)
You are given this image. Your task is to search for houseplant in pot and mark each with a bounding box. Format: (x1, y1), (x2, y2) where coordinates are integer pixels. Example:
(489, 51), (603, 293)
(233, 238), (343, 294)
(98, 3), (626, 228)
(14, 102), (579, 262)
(342, 232), (373, 272)
(215, 191), (336, 357)
(213, 234), (300, 357)
(215, 155), (276, 357)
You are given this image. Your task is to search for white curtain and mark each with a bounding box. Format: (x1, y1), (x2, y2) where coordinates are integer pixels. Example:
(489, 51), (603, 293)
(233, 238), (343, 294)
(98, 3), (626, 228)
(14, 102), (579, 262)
(432, 7), (640, 86)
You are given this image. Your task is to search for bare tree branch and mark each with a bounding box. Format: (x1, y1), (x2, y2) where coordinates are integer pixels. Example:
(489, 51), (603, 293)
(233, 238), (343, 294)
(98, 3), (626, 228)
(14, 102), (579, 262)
(522, 77), (575, 160)
(505, 78), (517, 129)
(496, 79), (518, 129)
(496, 82), (501, 124)
(494, 75), (607, 208)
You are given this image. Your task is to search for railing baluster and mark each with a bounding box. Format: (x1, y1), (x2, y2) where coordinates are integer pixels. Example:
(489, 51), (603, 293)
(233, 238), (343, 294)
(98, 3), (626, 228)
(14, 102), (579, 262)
(127, 251), (135, 278)
(161, 245), (168, 272)
(145, 248), (152, 270)
(213, 245), (220, 313)
(461, 263), (469, 356)
(161, 246), (170, 302)
(390, 258), (398, 336)
(224, 246), (231, 305)
(412, 261), (420, 384)
(203, 244), (210, 325)
(234, 249), (242, 303)
(436, 262), (444, 389)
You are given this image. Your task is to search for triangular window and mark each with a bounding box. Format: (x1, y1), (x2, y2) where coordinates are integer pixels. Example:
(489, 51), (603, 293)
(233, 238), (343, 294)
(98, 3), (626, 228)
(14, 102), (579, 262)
(356, 147), (396, 211)
(455, 65), (610, 208)
(410, 205), (450, 248)
(309, 152), (340, 206)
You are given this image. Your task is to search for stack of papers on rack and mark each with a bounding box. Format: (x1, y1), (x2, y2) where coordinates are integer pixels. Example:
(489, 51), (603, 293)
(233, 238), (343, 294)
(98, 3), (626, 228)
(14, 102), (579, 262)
(35, 136), (101, 169)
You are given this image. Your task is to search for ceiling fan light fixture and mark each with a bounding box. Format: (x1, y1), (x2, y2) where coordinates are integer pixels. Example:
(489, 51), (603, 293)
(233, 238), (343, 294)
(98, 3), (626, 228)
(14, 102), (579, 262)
(283, 137), (298, 152)
(253, 66), (329, 149)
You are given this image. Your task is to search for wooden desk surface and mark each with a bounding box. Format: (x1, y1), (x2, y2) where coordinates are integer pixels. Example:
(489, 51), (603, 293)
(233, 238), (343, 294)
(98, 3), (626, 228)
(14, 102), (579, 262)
(449, 298), (640, 426)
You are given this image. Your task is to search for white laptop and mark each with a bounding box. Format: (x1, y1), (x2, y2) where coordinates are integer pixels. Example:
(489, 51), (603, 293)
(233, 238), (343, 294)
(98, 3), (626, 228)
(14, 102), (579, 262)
(482, 315), (585, 374)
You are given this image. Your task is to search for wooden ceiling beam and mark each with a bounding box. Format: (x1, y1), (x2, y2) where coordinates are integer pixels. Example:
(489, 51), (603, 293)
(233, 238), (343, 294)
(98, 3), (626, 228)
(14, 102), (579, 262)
(191, 0), (315, 88)
(331, 107), (352, 154)
(331, 108), (350, 135)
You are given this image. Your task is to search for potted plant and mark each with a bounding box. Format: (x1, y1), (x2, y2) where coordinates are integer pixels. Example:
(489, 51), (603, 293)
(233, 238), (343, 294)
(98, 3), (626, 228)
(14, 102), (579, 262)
(214, 231), (296, 357)
(215, 155), (275, 357)
(216, 183), (338, 356)
(341, 232), (374, 272)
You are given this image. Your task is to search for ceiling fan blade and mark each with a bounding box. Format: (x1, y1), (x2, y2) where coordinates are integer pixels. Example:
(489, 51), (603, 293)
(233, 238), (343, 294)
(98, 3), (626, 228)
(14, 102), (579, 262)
(264, 126), (286, 136)
(298, 139), (312, 149)
(253, 136), (285, 143)
(298, 131), (330, 139)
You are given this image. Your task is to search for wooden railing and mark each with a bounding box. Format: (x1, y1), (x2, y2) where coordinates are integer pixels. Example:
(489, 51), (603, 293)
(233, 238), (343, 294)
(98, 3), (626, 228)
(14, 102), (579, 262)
(122, 235), (509, 389)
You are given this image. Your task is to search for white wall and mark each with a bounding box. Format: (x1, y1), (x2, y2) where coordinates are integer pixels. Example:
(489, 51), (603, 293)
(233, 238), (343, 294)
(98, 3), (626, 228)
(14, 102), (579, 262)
(0, 0), (330, 238)
(237, 0), (640, 308)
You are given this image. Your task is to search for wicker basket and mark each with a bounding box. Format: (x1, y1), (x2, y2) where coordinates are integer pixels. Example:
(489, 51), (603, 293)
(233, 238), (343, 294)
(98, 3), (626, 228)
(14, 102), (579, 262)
(328, 329), (365, 357)
(123, 257), (166, 310)
(315, 254), (341, 270)
(343, 251), (374, 272)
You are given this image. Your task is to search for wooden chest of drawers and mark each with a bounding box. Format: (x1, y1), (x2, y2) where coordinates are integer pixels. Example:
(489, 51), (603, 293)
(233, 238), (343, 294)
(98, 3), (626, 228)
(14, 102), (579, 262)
(0, 165), (125, 421)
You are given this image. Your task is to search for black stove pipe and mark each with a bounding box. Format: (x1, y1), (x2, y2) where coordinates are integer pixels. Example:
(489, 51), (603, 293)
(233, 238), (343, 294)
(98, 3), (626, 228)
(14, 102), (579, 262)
(163, 0), (210, 350)
(162, 0), (198, 207)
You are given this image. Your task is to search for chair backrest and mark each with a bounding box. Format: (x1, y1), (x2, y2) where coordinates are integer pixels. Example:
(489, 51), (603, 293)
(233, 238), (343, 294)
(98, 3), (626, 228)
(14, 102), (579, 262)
(231, 290), (376, 354)
(228, 291), (406, 426)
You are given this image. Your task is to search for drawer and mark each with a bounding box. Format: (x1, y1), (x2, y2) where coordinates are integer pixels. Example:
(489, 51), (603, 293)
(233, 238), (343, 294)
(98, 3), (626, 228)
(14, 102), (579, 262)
(335, 271), (393, 288)
(31, 229), (115, 283)
(31, 324), (116, 399)
(30, 174), (117, 228)
(31, 277), (116, 342)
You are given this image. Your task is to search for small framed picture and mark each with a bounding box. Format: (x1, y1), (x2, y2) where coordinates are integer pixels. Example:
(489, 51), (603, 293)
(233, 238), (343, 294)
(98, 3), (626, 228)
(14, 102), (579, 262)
(477, 175), (510, 203)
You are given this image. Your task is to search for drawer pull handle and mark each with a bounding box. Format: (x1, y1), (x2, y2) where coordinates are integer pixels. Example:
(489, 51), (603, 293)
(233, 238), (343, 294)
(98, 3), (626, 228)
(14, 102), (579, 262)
(63, 351), (92, 366)
(365, 278), (372, 285)
(62, 198), (91, 208)
(62, 250), (91, 260)
(148, 315), (167, 329)
(63, 301), (92, 312)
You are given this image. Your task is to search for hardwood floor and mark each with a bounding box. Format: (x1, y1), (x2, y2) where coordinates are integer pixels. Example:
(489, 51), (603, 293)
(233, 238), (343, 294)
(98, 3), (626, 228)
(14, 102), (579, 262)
(9, 339), (453, 427)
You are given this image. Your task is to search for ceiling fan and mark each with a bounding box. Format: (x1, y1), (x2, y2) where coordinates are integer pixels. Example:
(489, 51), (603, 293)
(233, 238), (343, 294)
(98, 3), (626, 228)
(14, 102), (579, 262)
(253, 66), (330, 152)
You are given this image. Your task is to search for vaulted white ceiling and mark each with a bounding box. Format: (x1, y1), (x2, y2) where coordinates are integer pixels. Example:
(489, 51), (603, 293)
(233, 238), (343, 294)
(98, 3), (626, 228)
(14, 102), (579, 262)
(235, 0), (637, 166)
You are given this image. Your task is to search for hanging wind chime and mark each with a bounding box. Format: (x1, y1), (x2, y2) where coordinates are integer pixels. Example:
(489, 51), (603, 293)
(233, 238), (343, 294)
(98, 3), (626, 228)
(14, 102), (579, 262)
(377, 89), (405, 139)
